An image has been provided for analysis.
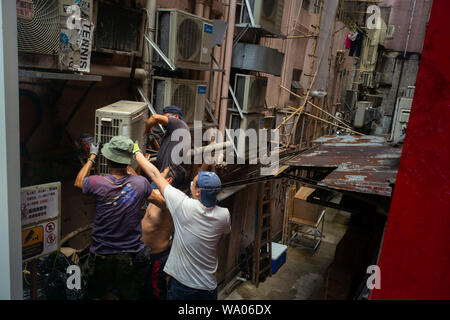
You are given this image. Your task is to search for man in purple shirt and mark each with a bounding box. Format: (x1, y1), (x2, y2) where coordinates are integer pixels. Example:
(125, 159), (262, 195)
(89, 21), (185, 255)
(74, 136), (163, 299)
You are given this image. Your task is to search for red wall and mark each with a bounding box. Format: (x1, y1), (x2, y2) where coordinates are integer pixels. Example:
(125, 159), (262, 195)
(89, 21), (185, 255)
(371, 0), (450, 299)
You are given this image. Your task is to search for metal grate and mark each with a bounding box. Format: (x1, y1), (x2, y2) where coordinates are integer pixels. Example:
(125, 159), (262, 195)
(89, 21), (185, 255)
(96, 118), (120, 175)
(172, 84), (196, 123)
(17, 0), (60, 55)
(177, 18), (201, 60)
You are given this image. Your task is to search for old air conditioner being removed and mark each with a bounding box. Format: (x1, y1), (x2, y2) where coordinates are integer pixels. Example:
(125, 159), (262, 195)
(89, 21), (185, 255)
(95, 101), (147, 175)
(234, 73), (268, 113)
(151, 76), (207, 125)
(155, 9), (213, 70)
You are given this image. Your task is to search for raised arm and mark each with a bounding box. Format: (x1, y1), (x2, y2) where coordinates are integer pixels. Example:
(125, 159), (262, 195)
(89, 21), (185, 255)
(133, 143), (169, 194)
(143, 114), (169, 136)
(74, 143), (99, 189)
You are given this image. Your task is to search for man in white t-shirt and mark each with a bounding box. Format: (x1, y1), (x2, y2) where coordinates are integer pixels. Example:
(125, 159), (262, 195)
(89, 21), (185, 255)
(133, 143), (231, 300)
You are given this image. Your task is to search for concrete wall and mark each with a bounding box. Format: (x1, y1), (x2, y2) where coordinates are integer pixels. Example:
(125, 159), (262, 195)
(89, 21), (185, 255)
(381, 0), (433, 54)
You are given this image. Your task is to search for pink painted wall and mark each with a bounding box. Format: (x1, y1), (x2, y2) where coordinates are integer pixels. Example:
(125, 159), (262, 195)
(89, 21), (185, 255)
(381, 0), (433, 53)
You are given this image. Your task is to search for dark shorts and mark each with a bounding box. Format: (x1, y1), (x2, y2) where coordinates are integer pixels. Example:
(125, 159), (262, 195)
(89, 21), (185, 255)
(144, 246), (171, 300)
(167, 277), (218, 301)
(84, 247), (150, 300)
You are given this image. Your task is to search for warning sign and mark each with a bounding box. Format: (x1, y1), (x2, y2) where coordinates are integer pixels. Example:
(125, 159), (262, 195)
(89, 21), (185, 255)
(21, 182), (61, 227)
(22, 226), (44, 260)
(21, 182), (61, 262)
(22, 218), (59, 263)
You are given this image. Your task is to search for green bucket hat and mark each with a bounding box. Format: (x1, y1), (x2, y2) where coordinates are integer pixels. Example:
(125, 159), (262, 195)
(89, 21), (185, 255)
(101, 136), (134, 165)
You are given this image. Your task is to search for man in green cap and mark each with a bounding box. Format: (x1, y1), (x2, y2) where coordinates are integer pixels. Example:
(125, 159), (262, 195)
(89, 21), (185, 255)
(74, 136), (163, 299)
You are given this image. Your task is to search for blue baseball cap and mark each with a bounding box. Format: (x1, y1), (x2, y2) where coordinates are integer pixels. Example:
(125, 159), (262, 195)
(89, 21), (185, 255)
(197, 171), (221, 208)
(163, 105), (184, 121)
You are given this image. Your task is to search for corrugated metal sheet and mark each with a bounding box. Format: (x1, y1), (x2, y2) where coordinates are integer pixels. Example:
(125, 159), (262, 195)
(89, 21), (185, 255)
(287, 135), (403, 196)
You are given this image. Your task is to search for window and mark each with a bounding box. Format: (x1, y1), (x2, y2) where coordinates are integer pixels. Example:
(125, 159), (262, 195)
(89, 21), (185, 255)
(313, 0), (321, 14)
(290, 69), (303, 100)
(302, 0), (310, 11)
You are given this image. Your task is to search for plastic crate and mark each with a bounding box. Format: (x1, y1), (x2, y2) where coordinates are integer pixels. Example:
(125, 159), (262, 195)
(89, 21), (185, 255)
(271, 242), (287, 274)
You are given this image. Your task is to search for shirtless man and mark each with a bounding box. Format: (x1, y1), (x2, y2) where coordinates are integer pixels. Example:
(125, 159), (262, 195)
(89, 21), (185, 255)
(141, 164), (186, 300)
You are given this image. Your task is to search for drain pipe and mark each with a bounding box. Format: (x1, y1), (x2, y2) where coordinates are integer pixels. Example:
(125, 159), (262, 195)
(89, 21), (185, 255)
(404, 0), (417, 58)
(219, 0), (237, 135)
(143, 0), (157, 99)
(214, 1), (228, 119)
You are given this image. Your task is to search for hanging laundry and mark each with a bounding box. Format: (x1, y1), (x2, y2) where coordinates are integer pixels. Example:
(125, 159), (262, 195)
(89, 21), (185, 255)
(349, 31), (364, 57)
(345, 33), (352, 50)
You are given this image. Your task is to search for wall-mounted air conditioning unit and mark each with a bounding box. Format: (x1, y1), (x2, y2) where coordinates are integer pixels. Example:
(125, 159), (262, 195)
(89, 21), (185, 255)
(234, 73), (268, 113)
(390, 97), (412, 141)
(239, 0), (284, 35)
(155, 9), (213, 70)
(362, 73), (374, 87)
(386, 25), (395, 39)
(152, 77), (207, 125)
(93, 0), (145, 56)
(95, 101), (148, 175)
(17, 0), (65, 55)
(228, 112), (262, 158)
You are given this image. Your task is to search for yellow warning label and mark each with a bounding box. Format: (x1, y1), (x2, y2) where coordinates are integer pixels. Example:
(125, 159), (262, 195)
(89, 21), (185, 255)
(22, 226), (44, 260)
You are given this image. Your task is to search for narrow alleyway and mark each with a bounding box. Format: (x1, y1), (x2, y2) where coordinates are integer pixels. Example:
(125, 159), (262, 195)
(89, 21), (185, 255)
(222, 210), (351, 300)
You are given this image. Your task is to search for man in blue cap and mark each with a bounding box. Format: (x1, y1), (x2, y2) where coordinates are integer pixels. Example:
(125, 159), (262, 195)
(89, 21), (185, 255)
(133, 143), (231, 300)
(143, 105), (191, 171)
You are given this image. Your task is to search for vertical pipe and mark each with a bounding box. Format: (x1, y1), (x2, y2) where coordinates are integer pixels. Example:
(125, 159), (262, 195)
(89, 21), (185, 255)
(219, 0), (237, 135)
(214, 0), (229, 120)
(143, 0), (156, 99)
(404, 0), (417, 58)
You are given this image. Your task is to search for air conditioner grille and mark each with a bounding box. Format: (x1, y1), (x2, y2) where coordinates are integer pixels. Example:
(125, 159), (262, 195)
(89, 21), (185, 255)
(263, 0), (276, 19)
(17, 0), (60, 55)
(177, 18), (201, 60)
(249, 80), (261, 107)
(98, 118), (120, 174)
(172, 84), (196, 123)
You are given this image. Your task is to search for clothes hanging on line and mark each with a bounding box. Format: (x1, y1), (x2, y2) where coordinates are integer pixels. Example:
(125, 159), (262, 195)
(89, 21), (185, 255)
(345, 33), (352, 50)
(349, 31), (364, 57)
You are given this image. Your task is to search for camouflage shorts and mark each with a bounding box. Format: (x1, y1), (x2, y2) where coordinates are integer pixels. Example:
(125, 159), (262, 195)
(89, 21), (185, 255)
(84, 248), (150, 300)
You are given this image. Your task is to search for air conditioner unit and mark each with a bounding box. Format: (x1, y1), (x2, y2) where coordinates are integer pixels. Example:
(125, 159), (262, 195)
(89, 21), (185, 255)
(234, 73), (268, 113)
(93, 1), (145, 56)
(17, 0), (95, 71)
(95, 101), (148, 175)
(390, 97), (412, 141)
(353, 101), (374, 128)
(239, 0), (284, 35)
(228, 113), (262, 159)
(386, 25), (395, 39)
(362, 73), (374, 87)
(152, 77), (207, 125)
(155, 9), (213, 70)
(17, 0), (62, 55)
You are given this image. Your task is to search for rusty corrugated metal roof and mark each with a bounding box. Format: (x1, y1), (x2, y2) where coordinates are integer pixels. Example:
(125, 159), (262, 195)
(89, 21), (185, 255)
(287, 135), (403, 197)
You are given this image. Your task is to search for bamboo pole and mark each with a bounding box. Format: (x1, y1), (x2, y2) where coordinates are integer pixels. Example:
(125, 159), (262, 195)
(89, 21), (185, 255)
(303, 111), (364, 135)
(280, 84), (353, 130)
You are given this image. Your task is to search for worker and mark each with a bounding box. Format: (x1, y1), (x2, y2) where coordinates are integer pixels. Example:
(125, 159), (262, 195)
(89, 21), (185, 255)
(74, 136), (162, 300)
(133, 143), (231, 300)
(144, 105), (191, 171)
(141, 164), (186, 300)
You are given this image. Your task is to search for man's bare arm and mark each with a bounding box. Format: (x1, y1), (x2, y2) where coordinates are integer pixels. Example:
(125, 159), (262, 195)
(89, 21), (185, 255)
(135, 151), (169, 195)
(143, 114), (169, 136)
(147, 190), (166, 209)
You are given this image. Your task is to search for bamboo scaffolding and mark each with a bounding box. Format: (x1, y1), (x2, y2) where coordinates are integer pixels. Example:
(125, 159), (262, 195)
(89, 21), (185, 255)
(280, 85), (353, 130)
(302, 111), (364, 135)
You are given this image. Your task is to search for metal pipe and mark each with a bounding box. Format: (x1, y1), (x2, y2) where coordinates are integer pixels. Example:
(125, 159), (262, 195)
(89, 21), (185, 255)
(90, 64), (148, 79)
(214, 2), (228, 119)
(219, 0), (237, 135)
(404, 0), (417, 58)
(143, 0), (157, 98)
